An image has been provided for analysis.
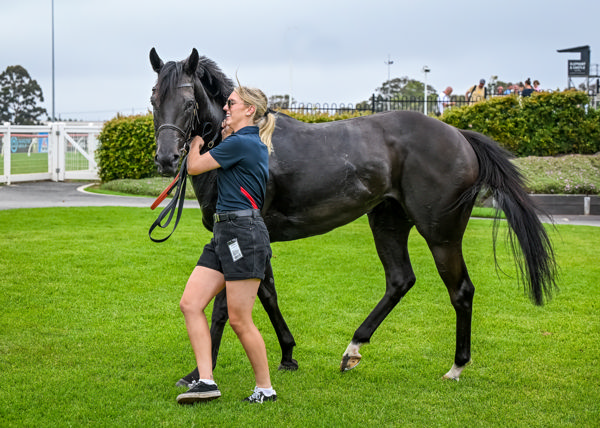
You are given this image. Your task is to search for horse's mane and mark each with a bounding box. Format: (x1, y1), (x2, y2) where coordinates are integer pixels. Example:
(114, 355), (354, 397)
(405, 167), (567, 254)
(157, 56), (234, 106)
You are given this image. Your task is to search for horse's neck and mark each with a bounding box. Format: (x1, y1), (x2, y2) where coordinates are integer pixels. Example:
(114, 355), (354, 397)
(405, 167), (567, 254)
(190, 171), (218, 229)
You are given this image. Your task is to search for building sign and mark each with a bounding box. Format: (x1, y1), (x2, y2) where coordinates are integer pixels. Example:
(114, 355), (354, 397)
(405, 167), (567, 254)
(558, 45), (591, 78)
(568, 60), (589, 76)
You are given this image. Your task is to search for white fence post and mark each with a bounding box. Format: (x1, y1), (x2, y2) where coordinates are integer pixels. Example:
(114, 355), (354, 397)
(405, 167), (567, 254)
(57, 123), (66, 182)
(50, 123), (59, 182)
(2, 122), (11, 185)
(584, 196), (591, 215)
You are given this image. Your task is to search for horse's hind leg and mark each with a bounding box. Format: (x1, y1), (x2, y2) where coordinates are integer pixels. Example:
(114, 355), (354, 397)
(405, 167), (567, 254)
(426, 231), (475, 381)
(341, 199), (416, 371)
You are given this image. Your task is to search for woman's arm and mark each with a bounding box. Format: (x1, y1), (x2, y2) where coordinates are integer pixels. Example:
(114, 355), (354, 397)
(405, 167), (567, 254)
(187, 136), (221, 176)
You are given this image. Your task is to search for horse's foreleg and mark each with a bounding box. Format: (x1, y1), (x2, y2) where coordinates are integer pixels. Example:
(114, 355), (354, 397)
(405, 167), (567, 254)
(210, 289), (229, 368)
(341, 202), (415, 371)
(429, 243), (474, 381)
(257, 260), (298, 370)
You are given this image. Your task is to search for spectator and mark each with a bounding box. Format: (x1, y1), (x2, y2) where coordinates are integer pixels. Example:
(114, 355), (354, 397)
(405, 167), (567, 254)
(437, 86), (455, 115)
(533, 80), (542, 92)
(522, 78), (534, 97)
(465, 79), (487, 105)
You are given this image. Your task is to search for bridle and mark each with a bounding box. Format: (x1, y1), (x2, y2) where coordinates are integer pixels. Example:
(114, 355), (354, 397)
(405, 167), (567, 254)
(154, 83), (222, 153)
(149, 81), (222, 242)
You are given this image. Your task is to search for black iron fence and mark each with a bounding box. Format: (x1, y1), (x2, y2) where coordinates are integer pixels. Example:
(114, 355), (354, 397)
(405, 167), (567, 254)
(278, 94), (471, 116)
(277, 93), (600, 116)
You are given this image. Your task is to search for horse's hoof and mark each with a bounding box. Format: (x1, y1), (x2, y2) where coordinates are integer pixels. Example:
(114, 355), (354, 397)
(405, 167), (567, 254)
(441, 374), (460, 381)
(340, 354), (361, 371)
(278, 359), (299, 371)
(175, 378), (191, 388)
(442, 360), (471, 381)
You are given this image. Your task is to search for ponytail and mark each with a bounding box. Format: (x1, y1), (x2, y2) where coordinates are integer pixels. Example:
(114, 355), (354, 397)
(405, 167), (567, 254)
(258, 111), (275, 153)
(235, 84), (275, 153)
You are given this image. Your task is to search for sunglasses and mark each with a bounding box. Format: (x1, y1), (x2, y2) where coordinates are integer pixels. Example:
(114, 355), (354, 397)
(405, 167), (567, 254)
(226, 99), (250, 109)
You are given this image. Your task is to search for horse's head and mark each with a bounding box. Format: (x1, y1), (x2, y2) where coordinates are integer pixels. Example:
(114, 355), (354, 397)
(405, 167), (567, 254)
(149, 48), (233, 176)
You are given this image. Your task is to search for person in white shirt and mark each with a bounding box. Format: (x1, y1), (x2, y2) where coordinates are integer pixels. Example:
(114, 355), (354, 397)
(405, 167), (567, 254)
(438, 86), (454, 115)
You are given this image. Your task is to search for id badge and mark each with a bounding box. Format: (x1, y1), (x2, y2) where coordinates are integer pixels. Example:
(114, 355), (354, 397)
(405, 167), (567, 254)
(227, 238), (243, 262)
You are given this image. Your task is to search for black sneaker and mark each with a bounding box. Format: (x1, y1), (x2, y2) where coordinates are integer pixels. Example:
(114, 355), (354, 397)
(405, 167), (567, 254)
(176, 380), (221, 404)
(243, 388), (277, 403)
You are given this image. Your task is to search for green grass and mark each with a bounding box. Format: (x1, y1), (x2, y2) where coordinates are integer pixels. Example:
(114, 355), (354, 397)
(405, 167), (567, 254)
(0, 208), (598, 427)
(0, 152), (91, 175)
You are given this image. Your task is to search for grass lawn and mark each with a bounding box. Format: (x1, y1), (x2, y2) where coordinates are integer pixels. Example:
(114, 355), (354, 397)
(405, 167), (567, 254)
(0, 152), (91, 175)
(0, 208), (598, 427)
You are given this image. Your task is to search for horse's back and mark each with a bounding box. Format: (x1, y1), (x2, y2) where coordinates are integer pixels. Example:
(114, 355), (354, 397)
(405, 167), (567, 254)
(263, 111), (479, 242)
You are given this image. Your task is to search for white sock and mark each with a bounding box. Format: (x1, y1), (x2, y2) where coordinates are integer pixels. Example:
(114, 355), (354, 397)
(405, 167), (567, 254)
(199, 379), (216, 385)
(255, 386), (276, 396)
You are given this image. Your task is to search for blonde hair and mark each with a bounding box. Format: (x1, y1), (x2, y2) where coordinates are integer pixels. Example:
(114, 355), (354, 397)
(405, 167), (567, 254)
(235, 85), (275, 153)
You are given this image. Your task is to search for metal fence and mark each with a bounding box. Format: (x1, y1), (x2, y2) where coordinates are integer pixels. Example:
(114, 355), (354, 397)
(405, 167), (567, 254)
(279, 94), (470, 116)
(279, 93), (600, 115)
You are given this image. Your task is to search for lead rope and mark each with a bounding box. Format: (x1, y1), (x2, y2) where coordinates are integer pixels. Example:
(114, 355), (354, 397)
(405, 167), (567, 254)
(148, 121), (220, 243)
(148, 151), (189, 243)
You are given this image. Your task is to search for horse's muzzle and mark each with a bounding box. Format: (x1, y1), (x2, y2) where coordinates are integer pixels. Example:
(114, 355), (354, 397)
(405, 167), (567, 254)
(154, 152), (180, 177)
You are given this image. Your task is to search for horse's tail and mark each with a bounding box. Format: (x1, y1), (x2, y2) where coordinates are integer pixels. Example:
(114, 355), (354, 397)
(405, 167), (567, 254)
(459, 129), (558, 305)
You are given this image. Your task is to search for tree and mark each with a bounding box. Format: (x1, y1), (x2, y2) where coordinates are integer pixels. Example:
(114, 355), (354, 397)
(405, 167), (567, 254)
(375, 77), (437, 99)
(0, 65), (47, 124)
(356, 77), (438, 111)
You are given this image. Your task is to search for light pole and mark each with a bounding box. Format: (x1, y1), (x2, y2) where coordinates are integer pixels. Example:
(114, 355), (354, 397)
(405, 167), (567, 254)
(385, 54), (393, 82)
(51, 0), (55, 122)
(422, 65), (430, 115)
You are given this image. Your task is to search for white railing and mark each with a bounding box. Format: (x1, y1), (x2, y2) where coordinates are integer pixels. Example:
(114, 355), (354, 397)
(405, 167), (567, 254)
(0, 122), (102, 184)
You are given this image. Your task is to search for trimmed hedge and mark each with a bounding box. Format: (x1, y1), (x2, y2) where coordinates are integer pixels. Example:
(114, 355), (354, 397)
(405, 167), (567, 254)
(96, 114), (156, 182)
(97, 92), (600, 182)
(441, 91), (600, 156)
(276, 110), (370, 123)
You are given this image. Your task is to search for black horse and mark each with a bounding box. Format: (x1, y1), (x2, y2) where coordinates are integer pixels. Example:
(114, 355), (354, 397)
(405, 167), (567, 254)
(149, 48), (556, 382)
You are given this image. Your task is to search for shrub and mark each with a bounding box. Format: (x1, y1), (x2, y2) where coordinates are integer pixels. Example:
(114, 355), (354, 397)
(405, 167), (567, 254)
(275, 109), (370, 123)
(441, 91), (600, 156)
(96, 114), (156, 182)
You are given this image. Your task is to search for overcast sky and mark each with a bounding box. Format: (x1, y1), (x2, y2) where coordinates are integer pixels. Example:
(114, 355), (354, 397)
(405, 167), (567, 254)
(1, 0), (599, 121)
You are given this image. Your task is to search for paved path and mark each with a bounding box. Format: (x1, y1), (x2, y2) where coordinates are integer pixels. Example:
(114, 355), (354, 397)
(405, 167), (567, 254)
(0, 181), (199, 210)
(1, 181), (598, 227)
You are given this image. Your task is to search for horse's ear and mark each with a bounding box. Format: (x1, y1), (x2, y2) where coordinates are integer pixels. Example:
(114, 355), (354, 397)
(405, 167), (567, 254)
(150, 48), (164, 73)
(184, 48), (199, 75)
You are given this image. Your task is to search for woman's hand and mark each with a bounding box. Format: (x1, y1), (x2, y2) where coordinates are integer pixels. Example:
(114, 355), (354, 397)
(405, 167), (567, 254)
(187, 135), (220, 176)
(221, 119), (233, 140)
(190, 135), (205, 154)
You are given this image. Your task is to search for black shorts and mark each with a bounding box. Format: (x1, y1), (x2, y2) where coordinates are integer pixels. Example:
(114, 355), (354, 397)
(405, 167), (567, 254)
(197, 213), (272, 281)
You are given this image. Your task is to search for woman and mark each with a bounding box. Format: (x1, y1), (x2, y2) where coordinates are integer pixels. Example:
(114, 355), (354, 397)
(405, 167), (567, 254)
(522, 78), (534, 97)
(176, 85), (277, 404)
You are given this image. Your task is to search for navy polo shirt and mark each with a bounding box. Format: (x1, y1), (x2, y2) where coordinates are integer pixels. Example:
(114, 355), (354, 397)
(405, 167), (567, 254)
(209, 126), (269, 212)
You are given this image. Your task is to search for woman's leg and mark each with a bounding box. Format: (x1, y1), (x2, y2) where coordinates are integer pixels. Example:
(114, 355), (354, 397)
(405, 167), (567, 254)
(180, 266), (225, 381)
(226, 278), (271, 388)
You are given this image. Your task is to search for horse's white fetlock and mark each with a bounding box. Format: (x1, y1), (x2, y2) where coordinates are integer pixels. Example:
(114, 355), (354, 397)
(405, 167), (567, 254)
(340, 342), (363, 371)
(442, 361), (471, 381)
